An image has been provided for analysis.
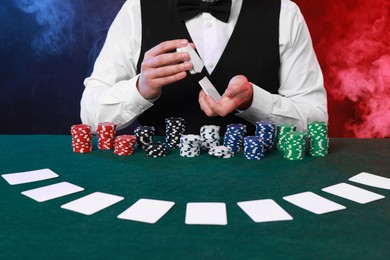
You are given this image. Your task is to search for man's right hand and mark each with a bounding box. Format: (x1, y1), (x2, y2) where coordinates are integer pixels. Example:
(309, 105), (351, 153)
(137, 39), (193, 100)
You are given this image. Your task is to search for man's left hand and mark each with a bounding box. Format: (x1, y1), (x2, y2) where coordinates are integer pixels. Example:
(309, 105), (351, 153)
(198, 75), (253, 117)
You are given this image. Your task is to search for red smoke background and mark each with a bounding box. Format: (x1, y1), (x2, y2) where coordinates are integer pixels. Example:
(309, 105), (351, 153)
(294, 0), (390, 138)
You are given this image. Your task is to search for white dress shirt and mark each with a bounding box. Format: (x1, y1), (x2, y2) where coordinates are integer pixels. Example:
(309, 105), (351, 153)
(81, 0), (328, 132)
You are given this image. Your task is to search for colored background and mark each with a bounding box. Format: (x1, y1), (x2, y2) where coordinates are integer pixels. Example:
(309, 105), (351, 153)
(0, 0), (389, 137)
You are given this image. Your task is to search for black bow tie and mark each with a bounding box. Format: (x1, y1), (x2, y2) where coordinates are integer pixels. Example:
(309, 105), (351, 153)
(177, 0), (232, 23)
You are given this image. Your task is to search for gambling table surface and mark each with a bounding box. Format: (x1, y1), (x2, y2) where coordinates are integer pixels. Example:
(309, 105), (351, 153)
(1, 135), (389, 259)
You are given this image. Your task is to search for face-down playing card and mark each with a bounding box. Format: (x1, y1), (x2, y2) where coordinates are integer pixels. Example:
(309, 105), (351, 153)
(322, 183), (384, 204)
(21, 182), (84, 202)
(199, 76), (222, 102)
(2, 168), (59, 185)
(118, 198), (175, 224)
(237, 199), (293, 223)
(349, 172), (390, 190)
(61, 192), (124, 215)
(176, 43), (204, 74)
(185, 202), (227, 225)
(283, 191), (346, 215)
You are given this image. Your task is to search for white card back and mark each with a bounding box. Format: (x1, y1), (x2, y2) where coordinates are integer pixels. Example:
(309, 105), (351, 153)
(185, 202), (227, 225)
(283, 191), (346, 215)
(237, 199), (293, 223)
(322, 183), (384, 204)
(349, 172), (390, 190)
(21, 182), (84, 202)
(61, 192), (124, 215)
(199, 76), (222, 102)
(177, 44), (204, 74)
(118, 198), (175, 224)
(2, 168), (59, 185)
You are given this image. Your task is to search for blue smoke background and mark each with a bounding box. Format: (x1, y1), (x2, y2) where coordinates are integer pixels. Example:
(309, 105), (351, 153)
(0, 0), (125, 133)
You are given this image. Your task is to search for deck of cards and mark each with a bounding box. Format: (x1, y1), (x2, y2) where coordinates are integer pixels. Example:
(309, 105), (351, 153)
(199, 76), (222, 102)
(176, 43), (204, 74)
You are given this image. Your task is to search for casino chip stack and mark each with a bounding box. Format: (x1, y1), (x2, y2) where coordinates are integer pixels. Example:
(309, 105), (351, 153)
(114, 135), (136, 156)
(276, 124), (297, 151)
(243, 136), (265, 160)
(134, 126), (155, 150)
(144, 142), (168, 158)
(97, 122), (117, 150)
(71, 124), (93, 153)
(200, 125), (220, 150)
(255, 120), (277, 152)
(208, 145), (234, 158)
(223, 124), (247, 154)
(283, 131), (307, 160)
(308, 121), (329, 157)
(165, 117), (186, 148)
(180, 134), (201, 157)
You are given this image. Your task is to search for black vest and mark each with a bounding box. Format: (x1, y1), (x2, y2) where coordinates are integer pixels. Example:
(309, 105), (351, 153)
(136, 0), (281, 135)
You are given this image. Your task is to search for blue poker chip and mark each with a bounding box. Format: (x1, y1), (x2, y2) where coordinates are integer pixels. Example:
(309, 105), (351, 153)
(255, 120), (277, 152)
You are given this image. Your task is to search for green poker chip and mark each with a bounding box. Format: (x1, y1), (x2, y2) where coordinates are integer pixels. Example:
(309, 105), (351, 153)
(307, 121), (329, 157)
(276, 124), (297, 151)
(283, 130), (308, 160)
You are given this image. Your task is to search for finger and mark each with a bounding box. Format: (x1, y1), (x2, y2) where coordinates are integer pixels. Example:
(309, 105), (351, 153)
(206, 95), (239, 117)
(199, 91), (218, 117)
(145, 39), (188, 58)
(224, 75), (250, 97)
(150, 61), (193, 78)
(224, 82), (252, 98)
(143, 51), (190, 69)
(148, 71), (188, 88)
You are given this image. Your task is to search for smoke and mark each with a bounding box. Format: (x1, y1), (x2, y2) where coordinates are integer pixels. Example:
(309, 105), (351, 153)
(327, 2), (390, 138)
(12, 0), (76, 57)
(11, 0), (123, 66)
(301, 0), (390, 138)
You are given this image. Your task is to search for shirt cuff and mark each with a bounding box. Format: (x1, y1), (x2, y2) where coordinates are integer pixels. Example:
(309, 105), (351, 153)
(236, 83), (273, 123)
(115, 75), (154, 108)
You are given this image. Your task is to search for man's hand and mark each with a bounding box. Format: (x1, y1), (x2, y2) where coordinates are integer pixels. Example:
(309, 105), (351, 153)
(198, 75), (253, 117)
(137, 39), (193, 100)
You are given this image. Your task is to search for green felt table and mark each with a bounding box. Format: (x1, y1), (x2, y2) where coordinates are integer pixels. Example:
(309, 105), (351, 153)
(0, 135), (389, 259)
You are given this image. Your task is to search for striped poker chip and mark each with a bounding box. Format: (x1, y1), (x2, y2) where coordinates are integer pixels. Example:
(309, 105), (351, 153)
(114, 135), (137, 156)
(144, 142), (168, 157)
(97, 122), (117, 150)
(223, 124), (247, 154)
(134, 126), (155, 150)
(255, 120), (277, 152)
(243, 136), (265, 160)
(70, 124), (93, 154)
(200, 125), (220, 150)
(208, 145), (234, 158)
(282, 131), (308, 160)
(180, 134), (201, 158)
(307, 121), (329, 157)
(165, 117), (186, 148)
(276, 123), (296, 151)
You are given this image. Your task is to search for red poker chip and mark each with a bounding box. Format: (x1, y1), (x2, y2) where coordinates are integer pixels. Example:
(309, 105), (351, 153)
(116, 135), (136, 142)
(72, 144), (92, 148)
(97, 122), (117, 127)
(114, 150), (134, 156)
(71, 124), (91, 132)
(70, 124), (94, 153)
(73, 148), (93, 153)
(98, 146), (114, 150)
(71, 134), (92, 139)
(97, 122), (117, 131)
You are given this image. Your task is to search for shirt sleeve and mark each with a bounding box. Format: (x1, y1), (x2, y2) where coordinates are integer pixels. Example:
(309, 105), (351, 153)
(237, 0), (328, 130)
(80, 0), (152, 132)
